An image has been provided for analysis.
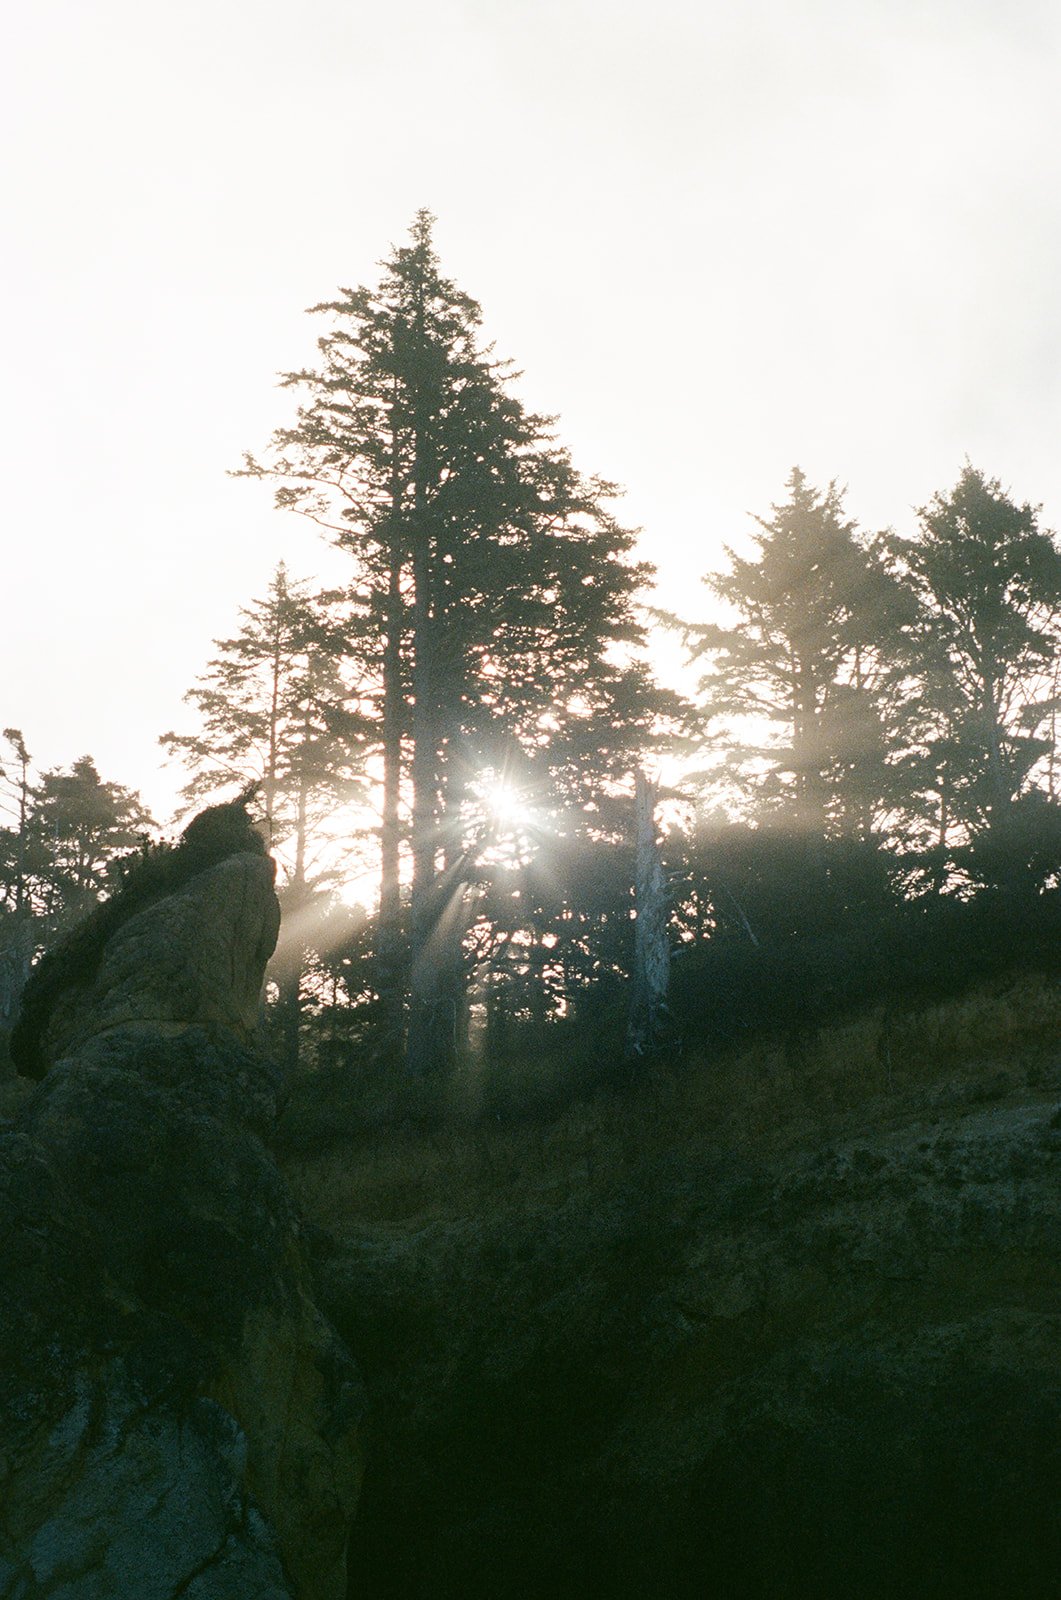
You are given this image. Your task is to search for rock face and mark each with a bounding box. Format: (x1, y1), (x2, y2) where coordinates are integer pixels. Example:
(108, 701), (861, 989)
(290, 1023), (1061, 1600)
(0, 852), (365, 1600)
(41, 850), (281, 1060)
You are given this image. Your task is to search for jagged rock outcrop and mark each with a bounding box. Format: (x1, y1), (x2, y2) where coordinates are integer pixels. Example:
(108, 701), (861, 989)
(40, 850), (281, 1061)
(0, 850), (365, 1599)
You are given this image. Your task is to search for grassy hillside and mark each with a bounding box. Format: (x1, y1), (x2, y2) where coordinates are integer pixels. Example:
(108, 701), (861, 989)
(281, 975), (1061, 1599)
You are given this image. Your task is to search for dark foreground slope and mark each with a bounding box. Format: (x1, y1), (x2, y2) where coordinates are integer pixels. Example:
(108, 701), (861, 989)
(282, 982), (1061, 1600)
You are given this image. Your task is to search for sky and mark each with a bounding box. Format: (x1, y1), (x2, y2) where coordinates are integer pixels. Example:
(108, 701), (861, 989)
(4, 0), (1061, 822)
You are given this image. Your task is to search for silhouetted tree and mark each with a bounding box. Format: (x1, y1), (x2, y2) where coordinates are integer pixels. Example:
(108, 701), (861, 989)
(888, 464), (1061, 886)
(677, 469), (913, 841)
(25, 756), (153, 928)
(162, 562), (370, 1070)
(241, 212), (675, 1073)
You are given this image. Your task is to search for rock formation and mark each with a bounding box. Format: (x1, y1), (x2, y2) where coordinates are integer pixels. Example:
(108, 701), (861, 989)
(0, 846), (365, 1599)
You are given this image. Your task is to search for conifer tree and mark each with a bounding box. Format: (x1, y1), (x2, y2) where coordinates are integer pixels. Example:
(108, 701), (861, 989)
(161, 563), (365, 854)
(240, 212), (671, 1072)
(14, 756), (152, 928)
(888, 464), (1061, 882)
(680, 468), (911, 840)
(162, 563), (369, 1069)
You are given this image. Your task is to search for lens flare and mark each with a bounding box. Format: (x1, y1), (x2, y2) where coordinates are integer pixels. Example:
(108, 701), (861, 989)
(483, 780), (528, 830)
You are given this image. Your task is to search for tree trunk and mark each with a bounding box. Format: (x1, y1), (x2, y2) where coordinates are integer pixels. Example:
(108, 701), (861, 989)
(276, 705), (312, 1078)
(407, 868), (465, 1079)
(12, 740), (29, 917)
(377, 529), (405, 1055)
(793, 660), (827, 838)
(263, 572), (285, 847)
(407, 511), (442, 1072)
(935, 763), (950, 896)
(983, 663), (1010, 821)
(406, 268), (447, 1076)
(626, 771), (671, 1063)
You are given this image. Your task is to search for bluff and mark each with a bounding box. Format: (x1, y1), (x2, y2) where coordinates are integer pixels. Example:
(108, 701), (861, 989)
(0, 843), (365, 1599)
(282, 984), (1061, 1600)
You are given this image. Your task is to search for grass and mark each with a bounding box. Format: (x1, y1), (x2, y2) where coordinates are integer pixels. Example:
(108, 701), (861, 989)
(287, 967), (1061, 1600)
(281, 968), (1061, 1232)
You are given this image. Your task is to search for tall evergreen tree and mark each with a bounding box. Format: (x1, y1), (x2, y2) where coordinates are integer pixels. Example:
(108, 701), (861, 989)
(887, 464), (1061, 884)
(3, 754), (153, 933)
(240, 212), (671, 1072)
(679, 468), (912, 840)
(161, 562), (369, 1069)
(161, 563), (366, 860)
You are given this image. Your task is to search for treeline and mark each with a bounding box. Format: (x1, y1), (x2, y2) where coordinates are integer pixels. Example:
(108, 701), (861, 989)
(7, 214), (1061, 1084)
(0, 745), (153, 1030)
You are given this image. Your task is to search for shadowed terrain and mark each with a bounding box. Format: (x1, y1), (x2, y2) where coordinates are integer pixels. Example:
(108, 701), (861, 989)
(0, 840), (364, 1600)
(280, 980), (1061, 1600)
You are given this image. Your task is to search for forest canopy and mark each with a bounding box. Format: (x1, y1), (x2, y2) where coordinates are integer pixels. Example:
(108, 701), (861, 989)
(7, 219), (1061, 1086)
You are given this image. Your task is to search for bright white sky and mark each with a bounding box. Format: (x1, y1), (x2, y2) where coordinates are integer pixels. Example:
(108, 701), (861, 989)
(4, 0), (1061, 823)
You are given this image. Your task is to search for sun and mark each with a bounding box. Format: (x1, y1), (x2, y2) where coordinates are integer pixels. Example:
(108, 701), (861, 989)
(482, 778), (530, 831)
(471, 769), (539, 866)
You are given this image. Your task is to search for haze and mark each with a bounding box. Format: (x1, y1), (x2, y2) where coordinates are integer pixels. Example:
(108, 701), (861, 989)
(4, 0), (1061, 817)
